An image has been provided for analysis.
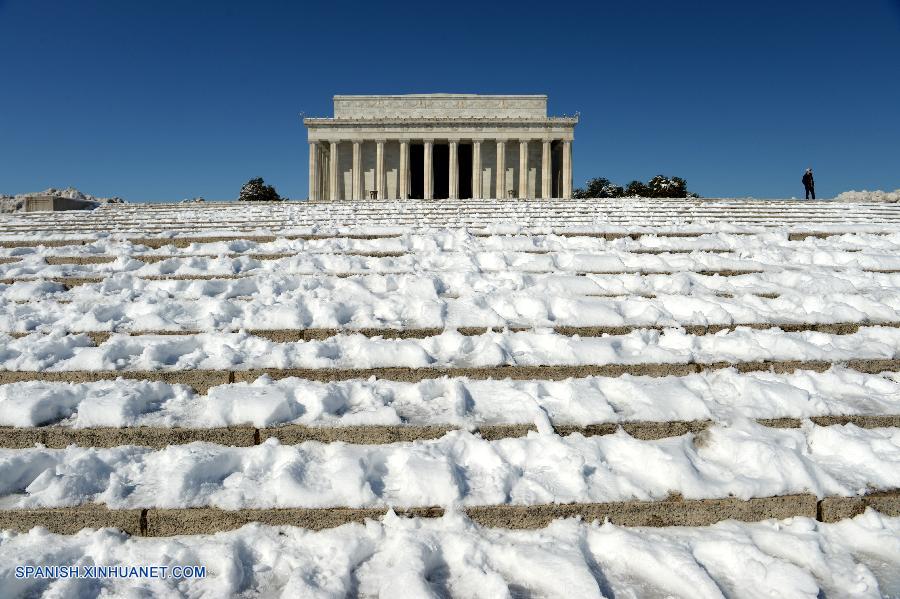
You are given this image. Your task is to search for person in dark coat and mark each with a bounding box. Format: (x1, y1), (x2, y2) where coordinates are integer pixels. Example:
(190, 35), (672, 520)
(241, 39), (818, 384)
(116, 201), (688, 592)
(802, 168), (815, 199)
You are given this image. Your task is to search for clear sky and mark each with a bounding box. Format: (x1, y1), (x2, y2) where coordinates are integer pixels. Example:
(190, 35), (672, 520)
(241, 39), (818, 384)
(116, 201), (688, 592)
(1, 0), (899, 201)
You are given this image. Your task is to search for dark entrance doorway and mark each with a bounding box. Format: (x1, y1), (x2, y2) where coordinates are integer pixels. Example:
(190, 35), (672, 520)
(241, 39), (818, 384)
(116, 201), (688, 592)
(458, 143), (473, 199)
(410, 143), (424, 199)
(433, 143), (449, 199)
(408, 142), (474, 199)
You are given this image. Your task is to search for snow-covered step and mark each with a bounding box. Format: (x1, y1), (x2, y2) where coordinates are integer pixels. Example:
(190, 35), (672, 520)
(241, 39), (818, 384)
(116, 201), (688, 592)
(2, 228), (897, 248)
(6, 270), (900, 304)
(2, 328), (900, 376)
(8, 245), (900, 266)
(5, 510), (899, 597)
(0, 250), (784, 278)
(5, 248), (900, 279)
(2, 249), (744, 264)
(0, 268), (781, 288)
(5, 291), (900, 335)
(0, 421), (898, 511)
(3, 367), (898, 431)
(6, 324), (900, 347)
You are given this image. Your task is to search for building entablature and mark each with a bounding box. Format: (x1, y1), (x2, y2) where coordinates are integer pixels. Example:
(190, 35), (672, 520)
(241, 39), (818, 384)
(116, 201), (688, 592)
(304, 118), (577, 143)
(304, 117), (578, 126)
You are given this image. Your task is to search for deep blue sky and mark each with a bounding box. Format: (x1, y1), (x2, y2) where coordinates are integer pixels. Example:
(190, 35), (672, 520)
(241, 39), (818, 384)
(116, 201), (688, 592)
(1, 0), (899, 201)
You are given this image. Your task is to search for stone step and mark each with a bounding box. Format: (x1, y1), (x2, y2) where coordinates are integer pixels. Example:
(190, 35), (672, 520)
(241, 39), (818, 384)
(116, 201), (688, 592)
(3, 359), (899, 394)
(1, 415), (897, 449)
(7, 321), (896, 344)
(2, 492), (898, 535)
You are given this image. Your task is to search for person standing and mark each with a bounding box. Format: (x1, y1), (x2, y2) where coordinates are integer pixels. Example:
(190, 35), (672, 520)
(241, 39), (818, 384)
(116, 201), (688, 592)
(802, 168), (815, 199)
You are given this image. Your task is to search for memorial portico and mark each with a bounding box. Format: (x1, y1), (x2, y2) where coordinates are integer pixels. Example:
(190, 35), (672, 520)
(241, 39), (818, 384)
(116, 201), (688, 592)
(304, 94), (577, 201)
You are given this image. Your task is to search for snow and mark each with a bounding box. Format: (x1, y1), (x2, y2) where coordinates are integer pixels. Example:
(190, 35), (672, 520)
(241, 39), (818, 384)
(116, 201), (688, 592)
(4, 197), (900, 240)
(0, 250), (781, 279)
(7, 269), (900, 318)
(1, 510), (899, 598)
(835, 189), (900, 203)
(3, 204), (900, 596)
(6, 243), (900, 280)
(0, 188), (125, 213)
(6, 287), (900, 333)
(4, 230), (900, 258)
(0, 421), (898, 509)
(1, 367), (898, 429)
(2, 327), (900, 372)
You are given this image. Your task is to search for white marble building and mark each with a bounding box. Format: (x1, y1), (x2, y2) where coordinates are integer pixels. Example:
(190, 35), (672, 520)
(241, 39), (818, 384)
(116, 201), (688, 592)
(304, 94), (577, 201)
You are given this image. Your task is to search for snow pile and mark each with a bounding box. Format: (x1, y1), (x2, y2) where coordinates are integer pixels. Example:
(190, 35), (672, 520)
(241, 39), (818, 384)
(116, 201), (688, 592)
(2, 511), (899, 598)
(0, 188), (125, 213)
(1, 421), (898, 509)
(0, 379), (188, 428)
(835, 189), (900, 203)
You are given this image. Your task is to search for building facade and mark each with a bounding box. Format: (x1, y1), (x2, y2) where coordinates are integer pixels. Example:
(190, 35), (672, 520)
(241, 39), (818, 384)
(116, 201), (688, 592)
(304, 94), (577, 201)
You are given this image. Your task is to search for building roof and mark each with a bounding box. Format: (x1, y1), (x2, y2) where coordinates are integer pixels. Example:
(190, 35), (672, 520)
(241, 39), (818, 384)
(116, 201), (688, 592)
(328, 94), (551, 120)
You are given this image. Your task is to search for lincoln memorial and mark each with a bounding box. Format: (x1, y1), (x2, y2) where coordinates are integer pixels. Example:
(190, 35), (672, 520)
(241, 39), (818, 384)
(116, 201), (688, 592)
(304, 94), (578, 201)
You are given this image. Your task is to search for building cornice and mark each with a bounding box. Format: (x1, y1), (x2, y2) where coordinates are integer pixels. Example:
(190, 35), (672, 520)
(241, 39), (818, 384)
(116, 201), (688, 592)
(303, 117), (578, 127)
(332, 94), (549, 100)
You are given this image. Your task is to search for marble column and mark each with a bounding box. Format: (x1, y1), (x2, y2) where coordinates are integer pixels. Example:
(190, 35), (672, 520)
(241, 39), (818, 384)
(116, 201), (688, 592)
(308, 142), (318, 201)
(376, 140), (385, 199)
(472, 140), (482, 200)
(449, 140), (459, 200)
(399, 141), (409, 200)
(424, 140), (434, 200)
(496, 140), (506, 199)
(518, 140), (528, 199)
(562, 140), (572, 199)
(541, 141), (551, 199)
(329, 141), (339, 202)
(352, 141), (361, 200)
